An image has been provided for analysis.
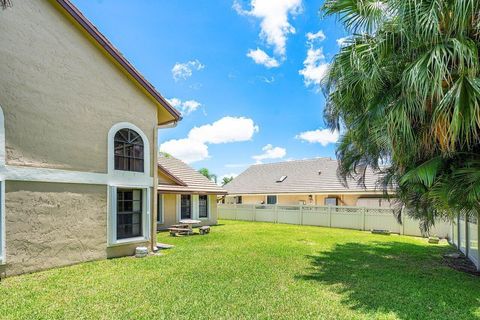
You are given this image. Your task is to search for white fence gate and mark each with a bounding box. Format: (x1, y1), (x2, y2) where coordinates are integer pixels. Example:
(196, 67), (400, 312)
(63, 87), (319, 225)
(218, 204), (451, 238)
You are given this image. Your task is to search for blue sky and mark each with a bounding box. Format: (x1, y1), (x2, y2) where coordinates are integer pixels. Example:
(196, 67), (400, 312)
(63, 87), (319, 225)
(73, 0), (347, 179)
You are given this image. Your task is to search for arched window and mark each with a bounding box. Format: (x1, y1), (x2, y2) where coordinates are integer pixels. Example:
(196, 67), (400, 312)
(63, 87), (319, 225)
(114, 128), (144, 172)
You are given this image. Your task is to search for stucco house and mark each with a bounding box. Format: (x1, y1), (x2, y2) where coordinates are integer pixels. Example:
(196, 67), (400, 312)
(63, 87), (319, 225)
(156, 155), (227, 229)
(0, 0), (182, 276)
(224, 158), (392, 208)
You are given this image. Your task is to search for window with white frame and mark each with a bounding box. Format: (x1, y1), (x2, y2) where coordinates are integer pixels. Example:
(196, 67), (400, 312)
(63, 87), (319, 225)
(108, 122), (151, 178)
(117, 189), (143, 239)
(181, 194), (192, 219)
(199, 195), (209, 218)
(114, 128), (144, 172)
(267, 195), (277, 205)
(325, 197), (338, 206)
(108, 186), (150, 245)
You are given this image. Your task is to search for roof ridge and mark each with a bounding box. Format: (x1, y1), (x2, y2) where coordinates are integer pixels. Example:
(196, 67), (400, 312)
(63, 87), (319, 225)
(250, 157), (335, 167)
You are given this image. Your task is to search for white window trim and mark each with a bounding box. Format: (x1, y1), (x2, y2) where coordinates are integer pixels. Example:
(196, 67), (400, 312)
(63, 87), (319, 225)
(157, 194), (164, 225)
(192, 195), (199, 219)
(177, 194), (200, 221)
(108, 122), (151, 178)
(0, 106), (5, 264)
(0, 180), (5, 265)
(176, 194), (181, 222)
(0, 106), (5, 167)
(198, 194), (210, 220)
(108, 185), (151, 247)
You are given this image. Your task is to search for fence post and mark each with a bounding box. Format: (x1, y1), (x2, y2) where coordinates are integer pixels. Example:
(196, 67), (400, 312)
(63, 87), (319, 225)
(362, 207), (366, 231)
(328, 205), (332, 228)
(253, 204), (256, 222)
(300, 205), (304, 225)
(234, 203), (237, 220)
(477, 213), (480, 271)
(400, 207), (405, 235)
(457, 214), (461, 248)
(465, 212), (469, 258)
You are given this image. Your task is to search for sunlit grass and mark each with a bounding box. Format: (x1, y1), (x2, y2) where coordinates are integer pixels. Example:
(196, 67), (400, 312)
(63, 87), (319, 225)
(0, 220), (478, 319)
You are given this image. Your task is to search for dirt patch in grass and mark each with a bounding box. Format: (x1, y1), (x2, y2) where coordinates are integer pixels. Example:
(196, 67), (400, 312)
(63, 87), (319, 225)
(443, 252), (480, 276)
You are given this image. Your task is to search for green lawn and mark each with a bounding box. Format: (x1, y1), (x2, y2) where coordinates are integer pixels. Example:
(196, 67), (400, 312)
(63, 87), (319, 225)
(0, 220), (479, 319)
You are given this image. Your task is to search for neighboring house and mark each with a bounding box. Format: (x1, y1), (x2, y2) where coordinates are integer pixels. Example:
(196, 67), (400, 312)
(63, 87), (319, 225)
(224, 158), (392, 207)
(157, 155), (227, 228)
(0, 0), (181, 276)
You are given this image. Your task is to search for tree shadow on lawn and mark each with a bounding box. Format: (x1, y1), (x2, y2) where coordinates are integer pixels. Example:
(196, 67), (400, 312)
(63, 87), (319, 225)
(297, 241), (480, 319)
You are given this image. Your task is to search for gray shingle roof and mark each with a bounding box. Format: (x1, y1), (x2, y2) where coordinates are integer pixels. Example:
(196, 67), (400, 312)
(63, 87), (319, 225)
(158, 156), (227, 194)
(224, 158), (384, 195)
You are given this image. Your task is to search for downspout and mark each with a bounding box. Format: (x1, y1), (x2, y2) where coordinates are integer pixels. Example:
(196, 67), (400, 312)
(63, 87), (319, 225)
(151, 120), (178, 251)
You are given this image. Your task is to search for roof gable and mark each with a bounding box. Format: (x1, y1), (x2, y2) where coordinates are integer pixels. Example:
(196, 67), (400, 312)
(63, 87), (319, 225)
(158, 156), (227, 194)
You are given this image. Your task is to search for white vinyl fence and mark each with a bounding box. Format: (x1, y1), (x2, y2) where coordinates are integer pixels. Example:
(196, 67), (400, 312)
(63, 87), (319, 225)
(450, 214), (479, 270)
(218, 204), (451, 238)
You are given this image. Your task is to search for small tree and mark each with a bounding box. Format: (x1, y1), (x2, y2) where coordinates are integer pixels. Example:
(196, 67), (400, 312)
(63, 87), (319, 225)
(221, 176), (234, 186)
(198, 168), (217, 183)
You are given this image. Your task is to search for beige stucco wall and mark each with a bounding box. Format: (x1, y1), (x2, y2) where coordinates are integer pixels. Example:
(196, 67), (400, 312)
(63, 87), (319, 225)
(161, 194), (178, 228)
(4, 181), (108, 276)
(158, 171), (177, 185)
(226, 194), (374, 206)
(157, 194), (218, 230)
(278, 195), (311, 205)
(339, 194), (361, 206)
(0, 1), (161, 174)
(206, 195), (218, 226)
(241, 195), (266, 204)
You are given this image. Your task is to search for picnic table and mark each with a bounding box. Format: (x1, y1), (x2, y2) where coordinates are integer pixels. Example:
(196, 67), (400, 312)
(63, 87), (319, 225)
(168, 219), (204, 236)
(179, 219), (202, 230)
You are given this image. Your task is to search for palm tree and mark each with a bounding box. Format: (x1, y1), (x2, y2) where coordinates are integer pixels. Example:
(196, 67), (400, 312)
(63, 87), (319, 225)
(221, 176), (234, 186)
(198, 168), (217, 184)
(322, 0), (480, 229)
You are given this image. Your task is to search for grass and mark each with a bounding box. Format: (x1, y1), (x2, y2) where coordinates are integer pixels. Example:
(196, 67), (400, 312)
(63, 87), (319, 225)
(0, 220), (479, 319)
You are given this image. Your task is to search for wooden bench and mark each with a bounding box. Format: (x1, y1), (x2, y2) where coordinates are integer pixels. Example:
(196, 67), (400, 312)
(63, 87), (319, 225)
(199, 226), (211, 235)
(168, 227), (193, 236)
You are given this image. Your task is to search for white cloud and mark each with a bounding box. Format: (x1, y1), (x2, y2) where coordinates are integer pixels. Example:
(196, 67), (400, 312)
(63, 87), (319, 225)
(306, 30), (326, 43)
(182, 100), (201, 114)
(260, 76), (275, 84)
(189, 116), (259, 144)
(336, 36), (350, 47)
(167, 98), (202, 116)
(299, 47), (329, 90)
(300, 30), (330, 90)
(159, 138), (209, 164)
(296, 129), (339, 146)
(234, 0), (302, 57)
(247, 48), (279, 68)
(171, 60), (205, 81)
(252, 144), (287, 163)
(160, 117), (259, 164)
